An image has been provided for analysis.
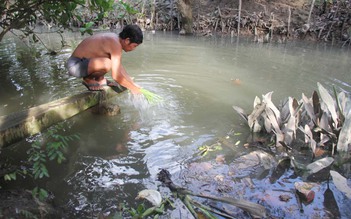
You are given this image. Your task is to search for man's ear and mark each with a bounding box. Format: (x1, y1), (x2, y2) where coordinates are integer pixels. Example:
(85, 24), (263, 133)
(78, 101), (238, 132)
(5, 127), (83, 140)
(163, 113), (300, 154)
(125, 38), (131, 44)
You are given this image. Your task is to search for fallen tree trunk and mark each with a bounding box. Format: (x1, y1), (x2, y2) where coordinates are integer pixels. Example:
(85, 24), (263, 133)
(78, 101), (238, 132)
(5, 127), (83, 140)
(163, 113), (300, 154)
(0, 86), (126, 148)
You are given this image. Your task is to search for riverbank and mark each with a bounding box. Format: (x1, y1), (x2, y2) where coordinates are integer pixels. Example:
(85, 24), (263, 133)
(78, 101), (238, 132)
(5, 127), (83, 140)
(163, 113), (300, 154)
(194, 0), (350, 45)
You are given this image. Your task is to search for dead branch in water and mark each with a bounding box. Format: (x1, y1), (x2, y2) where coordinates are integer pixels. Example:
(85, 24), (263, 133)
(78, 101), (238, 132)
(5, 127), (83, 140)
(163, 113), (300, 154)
(157, 169), (267, 218)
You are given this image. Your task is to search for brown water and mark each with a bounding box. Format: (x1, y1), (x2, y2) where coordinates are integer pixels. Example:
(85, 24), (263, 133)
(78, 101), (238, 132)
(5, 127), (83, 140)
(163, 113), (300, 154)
(0, 30), (350, 218)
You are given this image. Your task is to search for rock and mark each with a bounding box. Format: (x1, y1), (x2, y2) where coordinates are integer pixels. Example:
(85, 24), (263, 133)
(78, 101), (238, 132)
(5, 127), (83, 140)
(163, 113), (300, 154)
(230, 150), (277, 179)
(279, 194), (292, 202)
(91, 101), (120, 116)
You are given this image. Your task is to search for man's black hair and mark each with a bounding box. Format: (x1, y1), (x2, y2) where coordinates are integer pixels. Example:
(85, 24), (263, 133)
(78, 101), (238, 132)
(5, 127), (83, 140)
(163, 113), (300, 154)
(119, 25), (143, 44)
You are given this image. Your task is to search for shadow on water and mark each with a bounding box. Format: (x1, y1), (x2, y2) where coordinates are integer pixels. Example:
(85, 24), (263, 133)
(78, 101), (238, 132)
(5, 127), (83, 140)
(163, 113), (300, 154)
(0, 30), (351, 218)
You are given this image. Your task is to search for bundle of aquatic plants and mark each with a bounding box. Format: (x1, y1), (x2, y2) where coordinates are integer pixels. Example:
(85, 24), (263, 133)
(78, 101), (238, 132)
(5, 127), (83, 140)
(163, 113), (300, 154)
(140, 88), (163, 104)
(232, 82), (351, 154)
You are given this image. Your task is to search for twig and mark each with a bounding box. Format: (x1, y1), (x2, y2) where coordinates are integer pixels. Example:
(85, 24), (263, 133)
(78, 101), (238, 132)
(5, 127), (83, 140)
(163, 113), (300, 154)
(193, 201), (235, 219)
(238, 0), (242, 36)
(287, 6), (291, 37)
(308, 0), (316, 25)
(326, 3), (340, 41)
(157, 169), (267, 218)
(294, 190), (304, 213)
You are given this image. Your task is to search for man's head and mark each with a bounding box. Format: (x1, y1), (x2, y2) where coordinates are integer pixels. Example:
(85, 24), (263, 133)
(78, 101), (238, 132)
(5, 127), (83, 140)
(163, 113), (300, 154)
(119, 25), (143, 52)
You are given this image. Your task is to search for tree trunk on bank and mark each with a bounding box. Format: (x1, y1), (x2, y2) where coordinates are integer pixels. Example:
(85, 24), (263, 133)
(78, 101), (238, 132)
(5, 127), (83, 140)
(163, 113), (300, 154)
(0, 86), (125, 148)
(177, 0), (193, 34)
(150, 0), (156, 30)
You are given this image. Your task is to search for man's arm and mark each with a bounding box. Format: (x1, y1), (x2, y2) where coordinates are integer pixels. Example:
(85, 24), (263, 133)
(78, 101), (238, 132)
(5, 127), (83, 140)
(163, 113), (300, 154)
(114, 65), (141, 94)
(109, 39), (141, 94)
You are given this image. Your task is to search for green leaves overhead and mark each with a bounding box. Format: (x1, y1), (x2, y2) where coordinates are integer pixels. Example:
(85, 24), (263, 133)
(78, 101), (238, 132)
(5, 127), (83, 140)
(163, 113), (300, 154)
(119, 0), (138, 15)
(0, 0), (137, 42)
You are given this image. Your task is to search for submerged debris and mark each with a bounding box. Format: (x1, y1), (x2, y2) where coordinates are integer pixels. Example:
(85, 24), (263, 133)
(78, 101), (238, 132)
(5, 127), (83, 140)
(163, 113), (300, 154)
(294, 181), (318, 203)
(136, 189), (162, 207)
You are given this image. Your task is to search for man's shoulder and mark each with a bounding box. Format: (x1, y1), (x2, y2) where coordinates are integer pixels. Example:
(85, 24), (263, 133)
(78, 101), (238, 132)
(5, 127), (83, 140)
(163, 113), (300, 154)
(94, 32), (118, 38)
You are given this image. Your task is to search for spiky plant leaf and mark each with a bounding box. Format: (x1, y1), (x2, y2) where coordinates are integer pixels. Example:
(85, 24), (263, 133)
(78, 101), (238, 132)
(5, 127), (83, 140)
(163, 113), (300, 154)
(330, 170), (351, 199)
(265, 107), (281, 134)
(232, 106), (248, 122)
(280, 98), (290, 123)
(248, 103), (266, 131)
(302, 93), (316, 124)
(319, 112), (332, 145)
(334, 87), (345, 122)
(337, 111), (351, 152)
(283, 115), (295, 145)
(337, 90), (350, 122)
(303, 124), (316, 154)
(317, 83), (338, 127)
(312, 90), (321, 115)
(319, 112), (331, 132)
(263, 111), (272, 133)
(263, 92), (281, 126)
(253, 117), (263, 132)
(253, 96), (261, 108)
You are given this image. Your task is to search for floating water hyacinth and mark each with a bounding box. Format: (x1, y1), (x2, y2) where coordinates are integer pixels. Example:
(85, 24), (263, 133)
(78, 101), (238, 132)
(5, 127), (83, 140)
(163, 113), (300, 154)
(140, 88), (163, 104)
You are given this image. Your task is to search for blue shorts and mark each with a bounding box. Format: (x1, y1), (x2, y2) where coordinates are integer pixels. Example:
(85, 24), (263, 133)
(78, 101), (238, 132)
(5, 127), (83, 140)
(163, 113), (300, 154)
(67, 56), (89, 78)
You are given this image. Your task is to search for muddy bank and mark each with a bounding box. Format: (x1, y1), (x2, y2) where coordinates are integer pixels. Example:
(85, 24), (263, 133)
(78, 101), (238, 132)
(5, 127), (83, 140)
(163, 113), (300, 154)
(192, 0), (351, 44)
(139, 0), (351, 45)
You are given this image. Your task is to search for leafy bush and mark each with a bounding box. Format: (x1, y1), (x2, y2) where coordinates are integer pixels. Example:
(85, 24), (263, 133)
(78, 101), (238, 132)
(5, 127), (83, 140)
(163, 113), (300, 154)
(3, 123), (79, 201)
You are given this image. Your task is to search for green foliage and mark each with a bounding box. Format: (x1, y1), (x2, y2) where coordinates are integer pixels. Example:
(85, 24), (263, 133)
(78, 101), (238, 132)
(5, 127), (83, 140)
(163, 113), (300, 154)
(32, 186), (49, 202)
(119, 0), (139, 15)
(19, 209), (38, 219)
(27, 124), (79, 200)
(27, 124), (79, 180)
(128, 203), (147, 218)
(2, 123), (79, 201)
(79, 21), (95, 35)
(128, 202), (166, 218)
(198, 143), (222, 156)
(0, 0), (140, 49)
(140, 88), (164, 104)
(4, 172), (17, 181)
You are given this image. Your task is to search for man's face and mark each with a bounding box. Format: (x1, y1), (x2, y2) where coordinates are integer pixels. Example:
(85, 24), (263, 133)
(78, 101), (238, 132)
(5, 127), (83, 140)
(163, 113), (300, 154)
(123, 38), (140, 52)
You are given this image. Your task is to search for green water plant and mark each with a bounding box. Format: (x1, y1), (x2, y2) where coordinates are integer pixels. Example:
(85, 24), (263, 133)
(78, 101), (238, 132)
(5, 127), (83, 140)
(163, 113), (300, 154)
(140, 88), (163, 104)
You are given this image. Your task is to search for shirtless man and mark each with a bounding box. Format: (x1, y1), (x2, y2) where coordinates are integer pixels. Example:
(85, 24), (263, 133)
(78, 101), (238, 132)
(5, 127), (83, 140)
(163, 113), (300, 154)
(67, 25), (143, 94)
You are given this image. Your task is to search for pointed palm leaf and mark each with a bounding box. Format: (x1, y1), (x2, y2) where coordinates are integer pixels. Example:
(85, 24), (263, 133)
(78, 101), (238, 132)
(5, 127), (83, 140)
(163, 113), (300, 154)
(302, 93), (316, 124)
(337, 111), (351, 152)
(263, 92), (281, 126)
(317, 83), (338, 127)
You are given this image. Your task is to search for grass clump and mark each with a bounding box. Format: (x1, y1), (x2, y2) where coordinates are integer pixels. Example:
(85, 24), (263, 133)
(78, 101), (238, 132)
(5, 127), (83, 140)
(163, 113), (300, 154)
(140, 88), (163, 104)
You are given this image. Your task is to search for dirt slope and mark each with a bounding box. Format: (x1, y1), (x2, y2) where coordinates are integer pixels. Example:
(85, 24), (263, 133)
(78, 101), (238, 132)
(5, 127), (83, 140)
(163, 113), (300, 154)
(193, 0), (350, 43)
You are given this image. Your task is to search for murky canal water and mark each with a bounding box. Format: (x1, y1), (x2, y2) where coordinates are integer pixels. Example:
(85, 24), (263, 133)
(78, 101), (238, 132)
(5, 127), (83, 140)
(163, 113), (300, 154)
(0, 30), (350, 218)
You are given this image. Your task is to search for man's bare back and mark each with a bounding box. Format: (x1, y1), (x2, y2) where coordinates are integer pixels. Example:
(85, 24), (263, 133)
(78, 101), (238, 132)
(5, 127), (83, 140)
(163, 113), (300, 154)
(71, 33), (121, 59)
(66, 25), (143, 93)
